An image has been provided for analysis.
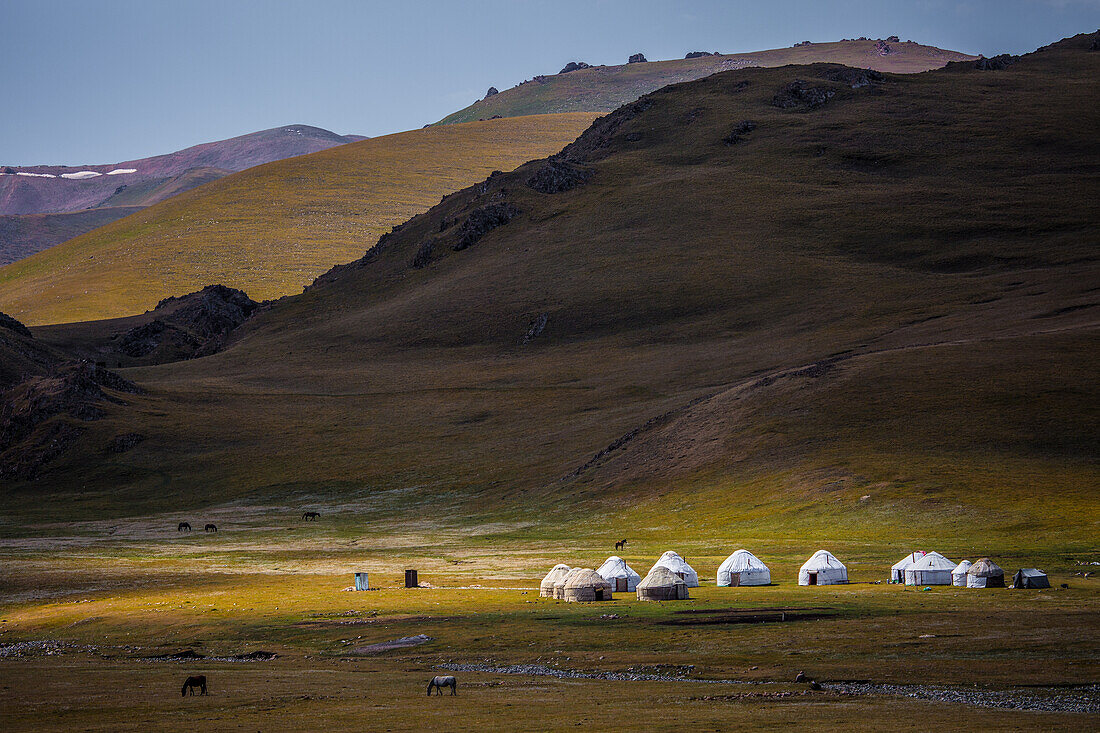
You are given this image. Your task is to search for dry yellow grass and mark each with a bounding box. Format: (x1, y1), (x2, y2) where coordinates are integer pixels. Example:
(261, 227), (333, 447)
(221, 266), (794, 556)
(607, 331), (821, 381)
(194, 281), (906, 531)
(0, 113), (596, 325)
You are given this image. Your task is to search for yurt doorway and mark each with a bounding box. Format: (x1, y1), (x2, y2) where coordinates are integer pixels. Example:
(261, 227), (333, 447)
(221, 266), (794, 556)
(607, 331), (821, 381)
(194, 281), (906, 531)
(615, 578), (628, 592)
(728, 573), (741, 587)
(594, 588), (607, 601)
(807, 572), (818, 585)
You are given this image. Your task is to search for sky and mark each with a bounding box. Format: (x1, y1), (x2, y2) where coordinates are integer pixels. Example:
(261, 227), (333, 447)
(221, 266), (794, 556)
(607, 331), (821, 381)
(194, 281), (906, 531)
(2, 0), (1098, 165)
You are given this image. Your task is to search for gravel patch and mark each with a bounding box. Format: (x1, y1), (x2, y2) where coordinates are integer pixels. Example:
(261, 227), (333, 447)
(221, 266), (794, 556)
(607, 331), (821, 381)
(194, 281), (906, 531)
(439, 662), (755, 685)
(824, 682), (1100, 714)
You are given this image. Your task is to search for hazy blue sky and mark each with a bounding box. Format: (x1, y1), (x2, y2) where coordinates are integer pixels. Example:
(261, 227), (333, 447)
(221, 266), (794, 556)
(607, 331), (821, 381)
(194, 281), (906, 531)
(2, 0), (1098, 165)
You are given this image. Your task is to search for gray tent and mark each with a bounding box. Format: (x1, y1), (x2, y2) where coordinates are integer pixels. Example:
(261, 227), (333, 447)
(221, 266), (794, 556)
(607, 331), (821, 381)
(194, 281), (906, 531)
(1012, 568), (1050, 589)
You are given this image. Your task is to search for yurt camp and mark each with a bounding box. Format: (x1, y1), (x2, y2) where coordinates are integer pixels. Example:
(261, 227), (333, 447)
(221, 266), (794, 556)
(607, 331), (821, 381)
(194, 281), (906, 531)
(636, 566), (689, 601)
(716, 550), (771, 587)
(596, 556), (641, 592)
(540, 564), (572, 597)
(554, 568), (586, 599)
(799, 550), (848, 585)
(650, 551), (700, 587)
(1012, 568), (1050, 589)
(904, 552), (955, 585)
(562, 569), (614, 602)
(890, 551), (925, 583)
(952, 560), (973, 587)
(967, 558), (1006, 588)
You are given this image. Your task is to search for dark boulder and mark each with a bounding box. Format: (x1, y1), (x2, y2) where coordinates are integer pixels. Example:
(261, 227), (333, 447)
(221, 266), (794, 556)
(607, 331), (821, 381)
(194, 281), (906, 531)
(0, 311), (32, 339)
(886, 35), (900, 43)
(118, 285), (258, 361)
(628, 53), (647, 63)
(723, 120), (757, 145)
(485, 86), (499, 98)
(772, 80), (836, 109)
(874, 40), (893, 55)
(526, 159), (592, 194)
(411, 240), (434, 269)
(453, 203), (521, 252)
(522, 313), (549, 344)
(685, 51), (717, 59)
(559, 61), (591, 74)
(975, 54), (1018, 70)
(821, 68), (884, 89)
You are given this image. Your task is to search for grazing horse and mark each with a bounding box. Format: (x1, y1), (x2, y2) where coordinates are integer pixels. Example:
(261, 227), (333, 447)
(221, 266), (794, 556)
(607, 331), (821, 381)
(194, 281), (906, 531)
(204, 524), (217, 533)
(302, 511), (320, 521)
(427, 675), (457, 696)
(181, 675), (207, 696)
(615, 538), (627, 551)
(178, 522), (191, 532)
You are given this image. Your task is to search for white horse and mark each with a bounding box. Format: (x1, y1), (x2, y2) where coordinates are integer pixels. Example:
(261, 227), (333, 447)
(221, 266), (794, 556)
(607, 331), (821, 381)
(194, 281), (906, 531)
(427, 675), (457, 696)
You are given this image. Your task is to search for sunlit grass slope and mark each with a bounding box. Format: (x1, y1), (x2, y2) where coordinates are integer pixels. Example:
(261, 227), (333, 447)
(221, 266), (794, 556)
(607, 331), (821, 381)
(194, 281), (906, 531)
(0, 113), (596, 325)
(438, 39), (974, 124)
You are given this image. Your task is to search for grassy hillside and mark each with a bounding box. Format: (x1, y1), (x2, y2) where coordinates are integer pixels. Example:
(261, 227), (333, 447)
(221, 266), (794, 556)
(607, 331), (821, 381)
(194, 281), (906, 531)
(0, 114), (596, 325)
(5, 34), (1096, 556)
(438, 39), (974, 124)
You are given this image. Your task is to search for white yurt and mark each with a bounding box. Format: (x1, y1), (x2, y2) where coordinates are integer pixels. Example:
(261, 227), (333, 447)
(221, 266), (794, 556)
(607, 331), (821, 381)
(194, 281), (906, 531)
(636, 566), (689, 601)
(952, 560), (972, 587)
(798, 550), (848, 585)
(540, 564), (573, 597)
(904, 551), (955, 585)
(890, 551), (925, 583)
(554, 567), (586, 599)
(966, 558), (1006, 588)
(650, 551), (699, 587)
(716, 549), (771, 587)
(562, 569), (613, 602)
(596, 556), (641, 593)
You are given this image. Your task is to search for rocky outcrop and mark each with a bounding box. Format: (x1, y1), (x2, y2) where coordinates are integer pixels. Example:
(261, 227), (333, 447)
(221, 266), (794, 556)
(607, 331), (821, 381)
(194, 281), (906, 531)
(559, 61), (591, 74)
(453, 203), (521, 252)
(822, 68), (884, 88)
(0, 361), (140, 479)
(686, 51), (718, 58)
(772, 81), (836, 109)
(975, 54), (1018, 70)
(485, 87), (499, 98)
(723, 120), (757, 145)
(115, 285), (257, 361)
(559, 99), (654, 163)
(628, 53), (647, 64)
(526, 159), (592, 194)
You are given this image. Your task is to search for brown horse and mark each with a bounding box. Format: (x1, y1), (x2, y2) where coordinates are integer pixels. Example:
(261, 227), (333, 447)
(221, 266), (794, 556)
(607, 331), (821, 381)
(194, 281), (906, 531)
(615, 538), (627, 551)
(204, 524), (217, 532)
(181, 675), (207, 696)
(178, 522), (191, 532)
(302, 511), (320, 521)
(427, 675), (457, 696)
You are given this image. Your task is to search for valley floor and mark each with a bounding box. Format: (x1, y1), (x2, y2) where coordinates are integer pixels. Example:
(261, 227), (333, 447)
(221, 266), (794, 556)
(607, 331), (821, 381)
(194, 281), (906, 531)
(1, 505), (1097, 731)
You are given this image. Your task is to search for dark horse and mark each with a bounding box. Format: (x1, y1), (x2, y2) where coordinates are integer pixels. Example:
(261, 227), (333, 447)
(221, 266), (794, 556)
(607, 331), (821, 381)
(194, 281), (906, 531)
(302, 511), (320, 521)
(615, 538), (627, 551)
(178, 522), (191, 532)
(181, 675), (207, 696)
(204, 524), (217, 532)
(427, 675), (457, 696)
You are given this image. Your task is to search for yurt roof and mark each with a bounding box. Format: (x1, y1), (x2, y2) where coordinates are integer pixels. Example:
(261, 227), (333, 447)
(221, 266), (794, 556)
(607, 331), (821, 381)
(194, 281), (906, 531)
(968, 557), (1004, 576)
(654, 551), (695, 574)
(638, 566), (684, 589)
(892, 551), (925, 571)
(953, 560), (973, 573)
(542, 564), (573, 583)
(910, 551), (955, 570)
(802, 549), (845, 569)
(719, 549), (768, 573)
(597, 556), (640, 579)
(563, 568), (612, 589)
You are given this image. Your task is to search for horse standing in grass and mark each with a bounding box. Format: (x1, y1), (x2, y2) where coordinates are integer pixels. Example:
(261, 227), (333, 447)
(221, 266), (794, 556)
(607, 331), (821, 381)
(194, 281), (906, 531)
(204, 524), (217, 532)
(178, 522), (191, 532)
(302, 511), (320, 521)
(427, 676), (457, 696)
(615, 538), (627, 551)
(181, 675), (207, 696)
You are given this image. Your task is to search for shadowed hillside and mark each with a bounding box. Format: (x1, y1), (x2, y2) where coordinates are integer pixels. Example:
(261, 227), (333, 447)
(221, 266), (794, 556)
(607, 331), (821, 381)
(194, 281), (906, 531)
(438, 39), (974, 124)
(3, 34), (1097, 551)
(0, 114), (597, 324)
